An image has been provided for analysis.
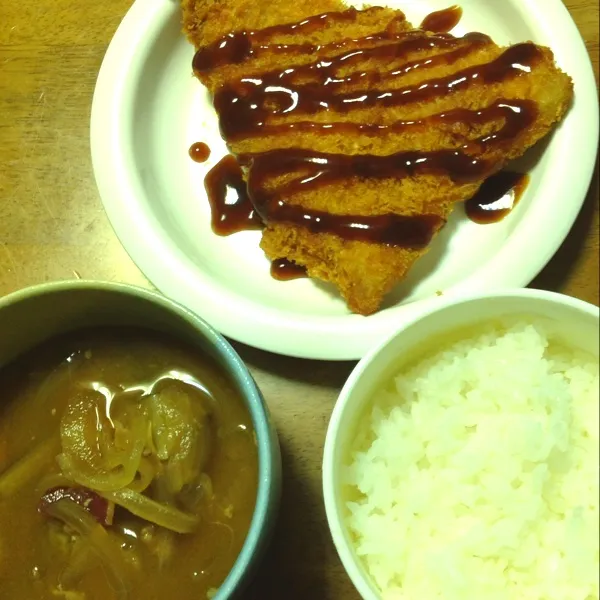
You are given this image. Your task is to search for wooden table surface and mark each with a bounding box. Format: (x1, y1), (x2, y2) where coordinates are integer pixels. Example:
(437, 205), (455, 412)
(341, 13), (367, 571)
(0, 1), (598, 598)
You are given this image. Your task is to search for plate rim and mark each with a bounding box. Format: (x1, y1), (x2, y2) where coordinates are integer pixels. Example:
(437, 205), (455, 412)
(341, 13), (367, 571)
(90, 0), (599, 360)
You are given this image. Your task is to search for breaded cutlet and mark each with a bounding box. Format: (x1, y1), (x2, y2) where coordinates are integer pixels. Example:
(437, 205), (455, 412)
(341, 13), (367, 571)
(182, 1), (573, 315)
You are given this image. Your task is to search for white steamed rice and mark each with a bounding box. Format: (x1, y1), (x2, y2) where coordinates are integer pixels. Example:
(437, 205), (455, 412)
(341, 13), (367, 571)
(344, 321), (599, 600)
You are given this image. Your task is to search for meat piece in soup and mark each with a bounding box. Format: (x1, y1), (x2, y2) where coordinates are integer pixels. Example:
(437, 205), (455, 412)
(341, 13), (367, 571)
(0, 328), (258, 599)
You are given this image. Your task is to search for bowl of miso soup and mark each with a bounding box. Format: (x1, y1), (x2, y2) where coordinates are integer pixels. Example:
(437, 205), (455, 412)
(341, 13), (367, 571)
(0, 281), (281, 600)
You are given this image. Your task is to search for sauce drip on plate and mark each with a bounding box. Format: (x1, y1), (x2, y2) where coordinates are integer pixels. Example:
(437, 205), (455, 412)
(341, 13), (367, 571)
(204, 155), (262, 235)
(270, 258), (307, 281)
(189, 142), (211, 163)
(421, 6), (463, 33)
(465, 171), (529, 224)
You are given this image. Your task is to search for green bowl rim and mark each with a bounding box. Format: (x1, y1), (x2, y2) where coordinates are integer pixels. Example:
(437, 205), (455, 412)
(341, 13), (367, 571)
(0, 280), (279, 598)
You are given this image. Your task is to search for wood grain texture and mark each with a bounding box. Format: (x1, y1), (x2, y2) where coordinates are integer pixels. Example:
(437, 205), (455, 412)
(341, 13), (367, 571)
(0, 1), (598, 598)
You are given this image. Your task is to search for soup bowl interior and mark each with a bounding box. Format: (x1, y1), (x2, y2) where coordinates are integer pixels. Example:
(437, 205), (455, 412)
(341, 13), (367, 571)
(0, 280), (281, 600)
(323, 289), (599, 600)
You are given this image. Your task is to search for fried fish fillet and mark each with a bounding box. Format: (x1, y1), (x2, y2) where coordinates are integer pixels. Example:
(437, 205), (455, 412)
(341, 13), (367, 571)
(182, 1), (573, 315)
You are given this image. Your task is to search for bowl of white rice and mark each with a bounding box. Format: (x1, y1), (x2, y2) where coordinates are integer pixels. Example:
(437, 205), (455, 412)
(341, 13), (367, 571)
(323, 289), (599, 600)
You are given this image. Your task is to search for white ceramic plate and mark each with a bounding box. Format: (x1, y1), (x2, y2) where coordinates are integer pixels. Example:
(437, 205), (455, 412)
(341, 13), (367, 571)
(91, 0), (598, 360)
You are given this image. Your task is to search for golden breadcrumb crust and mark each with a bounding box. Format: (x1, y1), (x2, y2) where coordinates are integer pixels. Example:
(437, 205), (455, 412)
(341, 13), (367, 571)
(182, 0), (573, 315)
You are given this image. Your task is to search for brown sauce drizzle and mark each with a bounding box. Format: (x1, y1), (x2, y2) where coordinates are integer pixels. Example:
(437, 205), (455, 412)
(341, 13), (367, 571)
(189, 142), (211, 163)
(194, 23), (410, 72)
(270, 258), (307, 280)
(466, 171), (529, 223)
(272, 31), (482, 78)
(241, 147), (485, 247)
(192, 7), (404, 71)
(214, 32), (491, 141)
(196, 9), (540, 248)
(421, 6), (463, 33)
(203, 150), (446, 248)
(214, 42), (540, 139)
(234, 95), (534, 245)
(204, 155), (263, 235)
(226, 99), (536, 144)
(202, 97), (536, 246)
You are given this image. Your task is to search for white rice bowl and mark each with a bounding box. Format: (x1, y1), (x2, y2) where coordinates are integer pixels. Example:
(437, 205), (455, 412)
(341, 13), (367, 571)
(343, 321), (599, 600)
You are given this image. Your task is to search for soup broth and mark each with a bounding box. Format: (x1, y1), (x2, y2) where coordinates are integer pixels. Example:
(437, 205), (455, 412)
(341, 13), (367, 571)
(0, 328), (258, 599)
